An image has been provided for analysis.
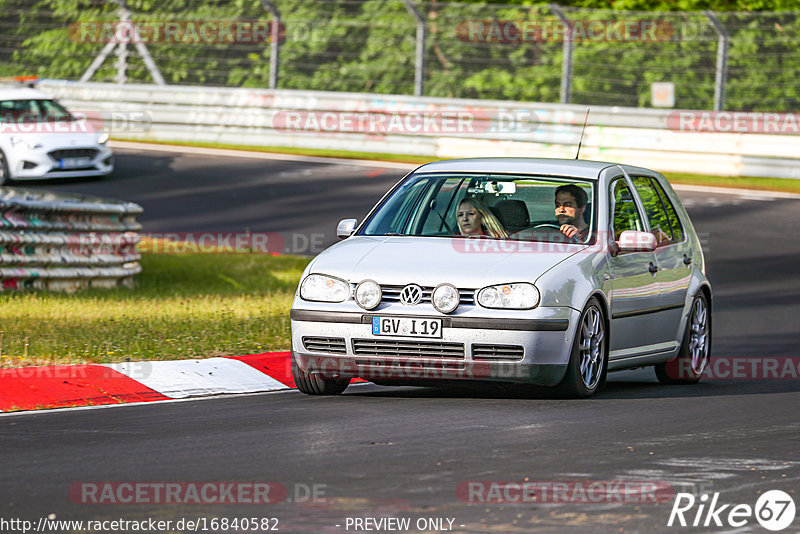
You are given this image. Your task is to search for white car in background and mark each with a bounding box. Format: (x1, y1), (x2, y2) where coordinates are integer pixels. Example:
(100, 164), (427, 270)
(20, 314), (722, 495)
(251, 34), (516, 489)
(0, 87), (113, 185)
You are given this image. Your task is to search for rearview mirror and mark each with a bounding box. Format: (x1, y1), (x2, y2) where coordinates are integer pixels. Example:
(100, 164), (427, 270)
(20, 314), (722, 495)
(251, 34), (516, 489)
(615, 230), (657, 253)
(337, 218), (357, 239)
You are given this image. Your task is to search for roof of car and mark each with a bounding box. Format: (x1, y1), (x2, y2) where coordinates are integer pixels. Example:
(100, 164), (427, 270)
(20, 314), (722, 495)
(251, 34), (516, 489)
(413, 157), (634, 179)
(0, 87), (52, 101)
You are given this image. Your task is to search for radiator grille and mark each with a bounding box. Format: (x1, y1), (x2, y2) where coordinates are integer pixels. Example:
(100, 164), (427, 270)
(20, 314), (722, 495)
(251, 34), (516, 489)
(49, 148), (99, 160)
(353, 339), (465, 359)
(358, 285), (475, 305)
(302, 337), (347, 355)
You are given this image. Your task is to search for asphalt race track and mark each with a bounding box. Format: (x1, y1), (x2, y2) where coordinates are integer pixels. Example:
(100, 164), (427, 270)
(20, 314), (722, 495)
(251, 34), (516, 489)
(1, 147), (799, 533)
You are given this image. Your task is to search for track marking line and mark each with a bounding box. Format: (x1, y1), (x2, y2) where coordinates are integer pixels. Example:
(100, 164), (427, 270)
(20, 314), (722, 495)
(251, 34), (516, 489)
(110, 140), (419, 170)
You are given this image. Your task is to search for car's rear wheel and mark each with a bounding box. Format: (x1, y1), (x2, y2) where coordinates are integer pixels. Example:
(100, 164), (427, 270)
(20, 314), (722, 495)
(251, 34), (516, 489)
(291, 351), (350, 395)
(558, 297), (608, 398)
(655, 292), (710, 384)
(0, 150), (10, 185)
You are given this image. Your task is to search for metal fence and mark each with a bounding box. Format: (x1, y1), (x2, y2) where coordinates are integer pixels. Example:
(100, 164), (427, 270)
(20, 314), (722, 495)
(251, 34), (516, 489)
(0, 187), (142, 291)
(1, 1), (798, 112)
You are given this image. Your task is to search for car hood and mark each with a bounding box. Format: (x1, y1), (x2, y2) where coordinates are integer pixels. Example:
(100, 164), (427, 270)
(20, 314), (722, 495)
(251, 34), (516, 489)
(3, 129), (103, 149)
(308, 236), (585, 287)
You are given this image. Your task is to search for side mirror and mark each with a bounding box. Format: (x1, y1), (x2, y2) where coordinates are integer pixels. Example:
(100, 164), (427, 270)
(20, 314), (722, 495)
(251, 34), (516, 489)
(336, 218), (357, 239)
(615, 230), (657, 253)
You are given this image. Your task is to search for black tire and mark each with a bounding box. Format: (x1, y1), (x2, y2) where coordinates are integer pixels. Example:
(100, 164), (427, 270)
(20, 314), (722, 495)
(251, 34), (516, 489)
(558, 297), (608, 398)
(0, 150), (9, 185)
(291, 351), (350, 395)
(655, 292), (711, 385)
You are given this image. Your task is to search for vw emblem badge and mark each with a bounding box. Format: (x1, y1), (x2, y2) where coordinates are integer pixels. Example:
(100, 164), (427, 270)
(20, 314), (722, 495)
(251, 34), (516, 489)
(400, 284), (423, 306)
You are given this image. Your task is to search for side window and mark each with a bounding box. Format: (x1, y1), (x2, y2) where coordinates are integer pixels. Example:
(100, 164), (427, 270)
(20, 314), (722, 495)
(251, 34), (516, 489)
(632, 176), (673, 246)
(651, 179), (684, 242)
(610, 179), (644, 240)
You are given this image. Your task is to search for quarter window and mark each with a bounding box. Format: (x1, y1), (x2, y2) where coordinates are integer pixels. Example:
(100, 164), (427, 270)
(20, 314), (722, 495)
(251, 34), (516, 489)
(632, 176), (683, 245)
(651, 180), (684, 242)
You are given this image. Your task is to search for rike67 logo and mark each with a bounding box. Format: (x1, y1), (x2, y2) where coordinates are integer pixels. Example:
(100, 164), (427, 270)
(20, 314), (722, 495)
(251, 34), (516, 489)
(668, 490), (796, 531)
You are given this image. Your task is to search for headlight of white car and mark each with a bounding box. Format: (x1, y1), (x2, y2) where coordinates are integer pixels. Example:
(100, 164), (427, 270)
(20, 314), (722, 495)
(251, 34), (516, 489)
(10, 136), (43, 150)
(354, 279), (382, 310)
(97, 133), (109, 144)
(300, 274), (350, 303)
(477, 283), (540, 309)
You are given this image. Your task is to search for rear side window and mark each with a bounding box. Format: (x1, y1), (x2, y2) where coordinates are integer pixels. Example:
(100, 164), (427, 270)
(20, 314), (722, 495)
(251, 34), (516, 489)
(610, 179), (644, 240)
(633, 176), (688, 246)
(651, 179), (684, 242)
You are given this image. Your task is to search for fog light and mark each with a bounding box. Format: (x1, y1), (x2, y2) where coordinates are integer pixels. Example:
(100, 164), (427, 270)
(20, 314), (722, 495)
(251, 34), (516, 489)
(355, 279), (382, 310)
(432, 283), (459, 314)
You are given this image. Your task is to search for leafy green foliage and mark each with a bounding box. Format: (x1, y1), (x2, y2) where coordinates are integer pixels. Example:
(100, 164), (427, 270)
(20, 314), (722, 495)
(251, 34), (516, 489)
(0, 0), (797, 110)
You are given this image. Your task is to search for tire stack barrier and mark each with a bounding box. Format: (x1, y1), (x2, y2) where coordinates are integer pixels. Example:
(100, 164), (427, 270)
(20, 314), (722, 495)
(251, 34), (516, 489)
(0, 187), (142, 291)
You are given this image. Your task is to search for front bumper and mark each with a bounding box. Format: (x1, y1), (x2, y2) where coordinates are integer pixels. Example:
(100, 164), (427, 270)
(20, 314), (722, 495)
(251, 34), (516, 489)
(290, 306), (580, 387)
(8, 146), (113, 180)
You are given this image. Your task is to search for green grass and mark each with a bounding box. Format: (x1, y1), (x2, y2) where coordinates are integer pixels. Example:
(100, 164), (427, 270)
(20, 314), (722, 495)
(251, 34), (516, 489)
(114, 137), (800, 194)
(0, 253), (310, 368)
(661, 172), (800, 194)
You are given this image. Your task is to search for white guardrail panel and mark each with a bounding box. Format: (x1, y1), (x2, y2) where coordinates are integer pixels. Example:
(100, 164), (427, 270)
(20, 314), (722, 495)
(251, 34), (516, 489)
(38, 81), (800, 179)
(0, 188), (142, 291)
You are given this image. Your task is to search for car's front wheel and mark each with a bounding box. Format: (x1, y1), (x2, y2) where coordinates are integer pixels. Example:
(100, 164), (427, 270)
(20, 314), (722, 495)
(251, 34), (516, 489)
(655, 292), (710, 384)
(558, 297), (608, 398)
(291, 351), (350, 395)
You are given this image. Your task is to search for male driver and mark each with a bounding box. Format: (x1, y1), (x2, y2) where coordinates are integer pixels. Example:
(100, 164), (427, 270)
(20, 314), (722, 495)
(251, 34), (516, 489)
(555, 184), (589, 242)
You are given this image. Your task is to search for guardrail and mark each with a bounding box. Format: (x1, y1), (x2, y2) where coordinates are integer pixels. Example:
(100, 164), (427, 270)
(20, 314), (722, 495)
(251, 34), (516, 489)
(0, 188), (142, 291)
(38, 81), (800, 180)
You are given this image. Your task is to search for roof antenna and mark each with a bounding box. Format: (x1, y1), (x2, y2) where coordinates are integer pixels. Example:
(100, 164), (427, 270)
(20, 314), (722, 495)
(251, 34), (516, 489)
(575, 108), (590, 159)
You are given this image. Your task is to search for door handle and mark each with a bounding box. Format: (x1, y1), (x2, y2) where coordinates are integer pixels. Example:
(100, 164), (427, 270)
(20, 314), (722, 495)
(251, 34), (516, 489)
(683, 254), (692, 265)
(648, 262), (659, 274)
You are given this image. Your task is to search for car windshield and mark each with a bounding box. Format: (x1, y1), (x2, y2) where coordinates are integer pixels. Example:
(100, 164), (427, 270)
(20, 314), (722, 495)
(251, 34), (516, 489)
(360, 172), (596, 243)
(0, 99), (72, 122)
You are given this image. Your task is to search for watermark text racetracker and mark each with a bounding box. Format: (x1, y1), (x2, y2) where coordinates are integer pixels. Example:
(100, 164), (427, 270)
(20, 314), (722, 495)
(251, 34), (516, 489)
(668, 111), (800, 134)
(70, 481), (326, 505)
(0, 110), (152, 135)
(458, 19), (674, 43)
(272, 110), (540, 135)
(71, 20), (283, 44)
(138, 232), (327, 255)
(458, 480), (675, 504)
(298, 354), (800, 383)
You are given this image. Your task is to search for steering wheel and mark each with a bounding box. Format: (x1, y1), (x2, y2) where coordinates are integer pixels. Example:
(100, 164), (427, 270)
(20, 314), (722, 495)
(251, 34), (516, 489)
(532, 223), (582, 244)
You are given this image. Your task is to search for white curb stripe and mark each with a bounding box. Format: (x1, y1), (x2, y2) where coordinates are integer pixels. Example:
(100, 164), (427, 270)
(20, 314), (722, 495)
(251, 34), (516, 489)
(110, 140), (419, 170)
(105, 358), (287, 399)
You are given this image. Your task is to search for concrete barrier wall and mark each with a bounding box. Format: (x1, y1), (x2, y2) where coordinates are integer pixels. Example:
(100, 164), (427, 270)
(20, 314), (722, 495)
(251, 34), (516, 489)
(38, 81), (800, 179)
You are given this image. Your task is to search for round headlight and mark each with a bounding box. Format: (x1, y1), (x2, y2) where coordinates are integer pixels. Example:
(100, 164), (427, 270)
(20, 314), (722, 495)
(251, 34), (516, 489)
(300, 274), (350, 302)
(432, 283), (459, 314)
(477, 283), (539, 309)
(355, 279), (382, 310)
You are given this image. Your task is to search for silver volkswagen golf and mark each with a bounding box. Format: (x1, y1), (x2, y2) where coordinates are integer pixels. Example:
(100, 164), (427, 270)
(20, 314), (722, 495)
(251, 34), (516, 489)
(290, 158), (711, 398)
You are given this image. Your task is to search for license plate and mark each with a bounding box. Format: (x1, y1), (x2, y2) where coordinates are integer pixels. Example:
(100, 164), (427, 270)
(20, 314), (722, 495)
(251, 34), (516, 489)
(59, 157), (91, 169)
(372, 316), (442, 338)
